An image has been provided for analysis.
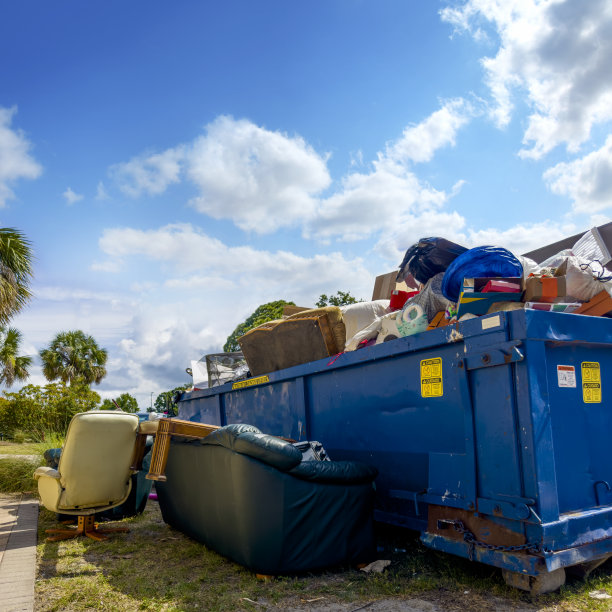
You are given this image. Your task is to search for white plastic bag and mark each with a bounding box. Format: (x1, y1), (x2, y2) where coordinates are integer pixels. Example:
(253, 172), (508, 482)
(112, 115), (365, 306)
(341, 300), (390, 348)
(560, 256), (612, 302)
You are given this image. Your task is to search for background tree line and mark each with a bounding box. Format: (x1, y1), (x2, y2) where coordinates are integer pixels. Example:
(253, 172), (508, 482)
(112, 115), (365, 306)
(0, 224), (361, 440)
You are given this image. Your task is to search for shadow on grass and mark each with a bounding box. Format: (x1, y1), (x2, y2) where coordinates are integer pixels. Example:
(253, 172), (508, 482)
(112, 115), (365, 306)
(35, 503), (612, 612)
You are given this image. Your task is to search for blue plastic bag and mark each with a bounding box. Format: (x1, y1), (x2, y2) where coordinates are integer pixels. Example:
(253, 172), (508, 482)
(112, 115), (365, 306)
(441, 246), (523, 302)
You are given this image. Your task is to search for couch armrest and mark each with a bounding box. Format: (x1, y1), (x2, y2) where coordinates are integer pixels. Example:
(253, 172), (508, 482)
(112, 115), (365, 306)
(288, 460), (378, 485)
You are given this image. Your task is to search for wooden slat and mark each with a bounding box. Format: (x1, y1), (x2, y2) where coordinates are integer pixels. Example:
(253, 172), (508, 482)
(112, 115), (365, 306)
(146, 418), (220, 481)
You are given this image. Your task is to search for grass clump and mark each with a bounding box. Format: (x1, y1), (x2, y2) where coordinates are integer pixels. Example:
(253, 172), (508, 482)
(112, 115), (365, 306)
(0, 435), (63, 493)
(34, 502), (612, 612)
(0, 454), (40, 492)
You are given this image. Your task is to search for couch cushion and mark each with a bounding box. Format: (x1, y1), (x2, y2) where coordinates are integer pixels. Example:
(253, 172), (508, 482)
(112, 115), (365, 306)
(288, 460), (378, 484)
(285, 306), (345, 355)
(201, 424), (302, 471)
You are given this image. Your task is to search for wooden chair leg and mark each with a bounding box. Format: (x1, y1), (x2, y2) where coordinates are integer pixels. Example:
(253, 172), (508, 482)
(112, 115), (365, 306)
(46, 515), (130, 542)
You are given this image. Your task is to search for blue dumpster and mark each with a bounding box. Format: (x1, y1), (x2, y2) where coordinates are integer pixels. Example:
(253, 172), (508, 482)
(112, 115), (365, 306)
(177, 309), (612, 592)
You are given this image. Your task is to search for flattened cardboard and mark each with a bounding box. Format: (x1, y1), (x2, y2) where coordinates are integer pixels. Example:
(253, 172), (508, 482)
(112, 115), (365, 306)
(457, 291), (522, 317)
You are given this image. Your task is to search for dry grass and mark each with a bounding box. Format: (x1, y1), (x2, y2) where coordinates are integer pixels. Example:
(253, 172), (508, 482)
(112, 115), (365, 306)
(34, 502), (612, 612)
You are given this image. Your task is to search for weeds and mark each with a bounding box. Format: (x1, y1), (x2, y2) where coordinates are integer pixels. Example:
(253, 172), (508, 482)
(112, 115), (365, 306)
(0, 435), (62, 492)
(33, 501), (612, 612)
(0, 455), (40, 492)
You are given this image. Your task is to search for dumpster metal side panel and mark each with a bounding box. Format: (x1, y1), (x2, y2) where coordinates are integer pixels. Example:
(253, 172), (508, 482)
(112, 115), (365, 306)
(177, 310), (612, 575)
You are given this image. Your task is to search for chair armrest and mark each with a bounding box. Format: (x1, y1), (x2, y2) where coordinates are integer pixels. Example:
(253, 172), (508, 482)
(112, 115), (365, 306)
(34, 467), (63, 513)
(138, 421), (159, 435)
(33, 466), (60, 481)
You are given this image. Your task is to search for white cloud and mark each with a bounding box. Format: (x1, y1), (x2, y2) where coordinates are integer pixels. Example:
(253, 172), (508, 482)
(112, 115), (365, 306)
(377, 218), (575, 265)
(544, 135), (612, 213)
(374, 210), (469, 263)
(107, 106), (474, 241)
(111, 146), (185, 197)
(306, 158), (450, 243)
(185, 116), (331, 233)
(98, 223), (373, 302)
(0, 106), (42, 206)
(91, 259), (123, 273)
(35, 286), (122, 303)
(96, 181), (110, 200)
(441, 0), (612, 159)
(306, 100), (473, 244)
(109, 116), (331, 234)
(63, 186), (83, 205)
(465, 222), (573, 255)
(387, 98), (476, 163)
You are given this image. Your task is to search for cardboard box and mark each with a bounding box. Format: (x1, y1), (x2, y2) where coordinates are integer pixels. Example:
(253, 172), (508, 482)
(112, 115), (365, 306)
(463, 277), (523, 293)
(371, 271), (413, 301)
(523, 276), (566, 303)
(457, 291), (522, 317)
(573, 290), (612, 317)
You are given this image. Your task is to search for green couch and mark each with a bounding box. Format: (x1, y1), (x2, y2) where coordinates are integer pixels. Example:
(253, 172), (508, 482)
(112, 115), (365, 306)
(156, 424), (377, 574)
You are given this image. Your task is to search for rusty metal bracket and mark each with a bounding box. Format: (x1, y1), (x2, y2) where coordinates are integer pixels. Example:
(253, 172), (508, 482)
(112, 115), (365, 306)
(440, 519), (546, 555)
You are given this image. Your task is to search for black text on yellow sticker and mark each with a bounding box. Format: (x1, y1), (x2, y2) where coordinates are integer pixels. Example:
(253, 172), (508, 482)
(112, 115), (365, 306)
(581, 362), (602, 403)
(421, 357), (443, 398)
(232, 375), (270, 390)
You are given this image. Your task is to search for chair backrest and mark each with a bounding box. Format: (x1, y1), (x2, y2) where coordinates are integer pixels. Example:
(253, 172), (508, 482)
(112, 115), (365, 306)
(58, 411), (139, 510)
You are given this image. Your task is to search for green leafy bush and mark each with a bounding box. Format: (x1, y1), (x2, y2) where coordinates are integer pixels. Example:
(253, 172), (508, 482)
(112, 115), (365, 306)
(0, 382), (100, 439)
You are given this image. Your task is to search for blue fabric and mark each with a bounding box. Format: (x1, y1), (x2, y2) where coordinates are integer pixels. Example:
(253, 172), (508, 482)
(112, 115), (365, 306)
(441, 246), (523, 302)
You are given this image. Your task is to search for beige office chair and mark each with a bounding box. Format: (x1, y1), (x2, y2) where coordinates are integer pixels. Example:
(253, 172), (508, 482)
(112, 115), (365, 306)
(34, 411), (140, 541)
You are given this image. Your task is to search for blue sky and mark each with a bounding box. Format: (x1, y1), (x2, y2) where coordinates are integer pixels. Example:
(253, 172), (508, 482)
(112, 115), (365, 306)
(1, 0), (611, 407)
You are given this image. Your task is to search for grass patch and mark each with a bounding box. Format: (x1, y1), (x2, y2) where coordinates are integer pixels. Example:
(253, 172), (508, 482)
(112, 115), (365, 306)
(0, 441), (47, 455)
(34, 503), (612, 611)
(0, 455), (41, 492)
(0, 439), (62, 492)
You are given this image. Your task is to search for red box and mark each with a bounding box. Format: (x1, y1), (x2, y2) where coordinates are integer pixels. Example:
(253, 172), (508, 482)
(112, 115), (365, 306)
(482, 280), (521, 293)
(389, 289), (419, 310)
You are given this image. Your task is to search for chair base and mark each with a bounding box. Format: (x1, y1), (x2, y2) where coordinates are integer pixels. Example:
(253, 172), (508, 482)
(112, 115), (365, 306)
(46, 514), (129, 542)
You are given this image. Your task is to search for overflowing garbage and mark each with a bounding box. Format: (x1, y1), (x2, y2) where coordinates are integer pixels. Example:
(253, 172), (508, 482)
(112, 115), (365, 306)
(196, 228), (612, 386)
(342, 229), (612, 353)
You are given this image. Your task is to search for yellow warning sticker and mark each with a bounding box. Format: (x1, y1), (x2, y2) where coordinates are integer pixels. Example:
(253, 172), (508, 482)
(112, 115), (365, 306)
(232, 375), (270, 390)
(581, 362), (602, 403)
(421, 357), (443, 397)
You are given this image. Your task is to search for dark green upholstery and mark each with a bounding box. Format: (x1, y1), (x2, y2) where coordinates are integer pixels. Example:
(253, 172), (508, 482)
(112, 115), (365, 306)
(156, 424), (377, 574)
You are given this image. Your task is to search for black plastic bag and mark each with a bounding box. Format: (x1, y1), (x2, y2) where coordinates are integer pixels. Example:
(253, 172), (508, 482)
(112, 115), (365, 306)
(397, 237), (468, 285)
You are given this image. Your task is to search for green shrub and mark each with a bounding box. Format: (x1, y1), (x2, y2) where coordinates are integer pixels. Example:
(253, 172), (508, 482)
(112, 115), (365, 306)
(11, 430), (27, 443)
(0, 382), (100, 439)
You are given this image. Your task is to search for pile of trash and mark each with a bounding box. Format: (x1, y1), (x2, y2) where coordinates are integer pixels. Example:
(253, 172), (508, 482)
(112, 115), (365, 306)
(345, 229), (612, 352)
(193, 228), (612, 387)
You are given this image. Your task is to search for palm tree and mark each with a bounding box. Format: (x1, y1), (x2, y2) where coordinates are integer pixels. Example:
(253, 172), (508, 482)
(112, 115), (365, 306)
(0, 228), (34, 325)
(0, 327), (31, 386)
(40, 330), (108, 386)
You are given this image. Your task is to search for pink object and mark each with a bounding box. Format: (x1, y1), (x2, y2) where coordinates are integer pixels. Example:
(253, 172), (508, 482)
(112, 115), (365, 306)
(148, 493), (158, 501)
(482, 280), (521, 293)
